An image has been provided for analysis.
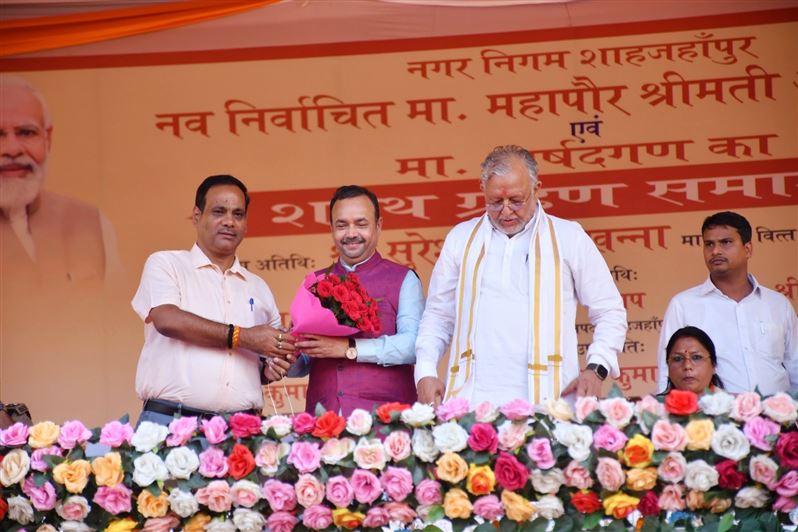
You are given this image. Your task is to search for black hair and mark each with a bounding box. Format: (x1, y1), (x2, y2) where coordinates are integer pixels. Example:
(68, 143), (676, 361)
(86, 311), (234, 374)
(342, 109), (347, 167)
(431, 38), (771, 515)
(701, 211), (752, 244)
(195, 174), (250, 212)
(664, 326), (724, 391)
(329, 185), (380, 223)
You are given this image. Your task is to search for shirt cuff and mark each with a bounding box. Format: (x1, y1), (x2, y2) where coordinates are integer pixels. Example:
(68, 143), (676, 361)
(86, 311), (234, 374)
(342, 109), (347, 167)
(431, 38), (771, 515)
(354, 338), (379, 364)
(414, 359), (439, 385)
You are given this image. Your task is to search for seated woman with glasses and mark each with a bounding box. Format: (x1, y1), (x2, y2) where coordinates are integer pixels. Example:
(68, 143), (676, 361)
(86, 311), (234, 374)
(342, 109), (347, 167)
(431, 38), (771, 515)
(662, 326), (724, 394)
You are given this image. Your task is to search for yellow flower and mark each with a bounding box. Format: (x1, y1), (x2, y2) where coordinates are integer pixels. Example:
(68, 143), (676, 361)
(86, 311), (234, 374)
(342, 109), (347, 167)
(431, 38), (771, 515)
(685, 419), (714, 451)
(92, 452), (124, 487)
(332, 508), (365, 529)
(625, 467), (657, 491)
(435, 452), (469, 484)
(603, 493), (640, 519)
(686, 489), (706, 511)
(53, 460), (92, 494)
(501, 490), (536, 522)
(105, 518), (138, 532)
(184, 513), (212, 532)
(622, 434), (654, 468)
(28, 421), (60, 449)
(137, 489), (169, 518)
(709, 497), (732, 514)
(443, 488), (473, 519)
(466, 464), (496, 495)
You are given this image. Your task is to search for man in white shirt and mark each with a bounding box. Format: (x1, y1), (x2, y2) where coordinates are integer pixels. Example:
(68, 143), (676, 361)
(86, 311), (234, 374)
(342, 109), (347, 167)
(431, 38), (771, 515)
(658, 211), (798, 395)
(415, 145), (628, 407)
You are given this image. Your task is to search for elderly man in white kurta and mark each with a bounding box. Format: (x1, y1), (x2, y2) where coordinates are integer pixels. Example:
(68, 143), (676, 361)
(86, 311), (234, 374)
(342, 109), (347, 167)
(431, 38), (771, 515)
(415, 145), (628, 407)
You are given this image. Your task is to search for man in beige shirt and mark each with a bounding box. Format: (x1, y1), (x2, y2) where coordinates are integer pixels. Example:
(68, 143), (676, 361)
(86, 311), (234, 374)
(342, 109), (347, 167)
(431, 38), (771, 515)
(132, 175), (296, 425)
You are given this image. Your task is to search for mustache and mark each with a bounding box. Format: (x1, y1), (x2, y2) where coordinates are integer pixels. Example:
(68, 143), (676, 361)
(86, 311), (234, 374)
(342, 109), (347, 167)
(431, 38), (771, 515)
(340, 237), (365, 245)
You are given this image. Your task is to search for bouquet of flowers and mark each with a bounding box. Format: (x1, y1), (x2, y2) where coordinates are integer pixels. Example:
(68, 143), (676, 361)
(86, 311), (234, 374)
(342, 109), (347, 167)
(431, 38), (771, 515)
(290, 272), (381, 336)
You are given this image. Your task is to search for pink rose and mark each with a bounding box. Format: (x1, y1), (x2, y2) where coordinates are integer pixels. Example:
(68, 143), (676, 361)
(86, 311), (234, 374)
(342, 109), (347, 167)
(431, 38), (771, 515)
(262, 479), (297, 511)
(731, 392), (762, 422)
(775, 495), (798, 513)
(30, 446), (64, 472)
(473, 494), (504, 521)
(468, 423), (499, 454)
(229, 412), (262, 439)
(351, 468), (382, 504)
(474, 401), (499, 423)
(143, 515), (180, 532)
(599, 397), (634, 428)
(384, 501), (417, 524)
(325, 475), (354, 508)
(22, 476), (57, 511)
(749, 455), (778, 489)
(596, 457), (625, 491)
(743, 416), (780, 451)
(195, 480), (232, 512)
(415, 479), (442, 505)
(592, 424), (628, 453)
(526, 438), (555, 469)
(303, 504), (333, 529)
(288, 441), (321, 474)
(363, 506), (391, 528)
(295, 473), (325, 508)
(574, 396), (600, 423)
(100, 421), (134, 448)
(498, 421), (528, 451)
(200, 416), (228, 445)
(763, 393), (798, 424)
(500, 399), (533, 420)
(563, 460), (594, 490)
(383, 431), (412, 462)
(292, 412), (316, 434)
(437, 397), (470, 421)
(0, 423), (29, 447)
(256, 441), (287, 475)
(268, 511), (299, 532)
(166, 416), (198, 447)
(94, 484), (133, 514)
(651, 419), (687, 452)
(380, 466), (414, 502)
(198, 446), (229, 478)
(57, 420), (92, 450)
(776, 470), (798, 498)
(231, 480), (261, 508)
(659, 484), (686, 511)
(657, 452), (687, 483)
(57, 496), (90, 521)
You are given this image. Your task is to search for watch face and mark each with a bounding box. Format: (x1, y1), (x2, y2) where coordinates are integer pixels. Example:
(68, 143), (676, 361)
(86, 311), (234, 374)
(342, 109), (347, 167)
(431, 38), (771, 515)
(345, 347), (358, 360)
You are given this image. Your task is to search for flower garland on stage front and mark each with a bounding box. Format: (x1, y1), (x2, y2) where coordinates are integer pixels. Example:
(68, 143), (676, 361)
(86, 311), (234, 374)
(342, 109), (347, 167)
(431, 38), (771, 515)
(1, 387), (797, 531)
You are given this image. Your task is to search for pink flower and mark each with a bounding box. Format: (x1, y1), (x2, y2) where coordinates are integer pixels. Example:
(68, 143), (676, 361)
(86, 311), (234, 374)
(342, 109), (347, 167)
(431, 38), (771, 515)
(497, 421), (528, 451)
(526, 438), (555, 469)
(743, 416), (780, 451)
(351, 468), (382, 504)
(195, 480), (232, 512)
(592, 424), (628, 452)
(229, 412), (262, 439)
(763, 393), (798, 424)
(0, 423), (29, 447)
(256, 441), (287, 475)
(166, 417), (198, 447)
(363, 506), (391, 528)
(30, 446), (64, 472)
(500, 399), (533, 420)
(437, 397), (470, 421)
(293, 412), (316, 434)
(231, 480), (261, 508)
(57, 420), (92, 450)
(200, 416), (228, 445)
(268, 511), (298, 532)
(22, 476), (57, 511)
(657, 452), (687, 483)
(563, 460), (594, 489)
(659, 484), (685, 511)
(468, 423), (499, 454)
(596, 457), (625, 491)
(414, 479), (442, 505)
(262, 479), (297, 511)
(731, 392), (762, 422)
(384, 501), (417, 524)
(474, 401), (499, 423)
(57, 496), (90, 521)
(473, 494), (504, 521)
(383, 431), (412, 462)
(94, 484), (133, 514)
(574, 396), (600, 423)
(303, 504), (333, 529)
(775, 495), (798, 513)
(651, 419), (687, 452)
(380, 466), (413, 502)
(294, 473), (325, 508)
(288, 441), (321, 474)
(598, 397), (634, 428)
(100, 421), (134, 448)
(325, 475), (354, 508)
(776, 470), (798, 498)
(749, 455), (779, 489)
(353, 438), (387, 470)
(198, 446), (229, 478)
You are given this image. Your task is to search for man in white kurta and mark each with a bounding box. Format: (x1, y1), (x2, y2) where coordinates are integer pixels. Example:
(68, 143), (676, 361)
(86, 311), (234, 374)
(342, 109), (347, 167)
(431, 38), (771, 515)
(415, 145), (627, 407)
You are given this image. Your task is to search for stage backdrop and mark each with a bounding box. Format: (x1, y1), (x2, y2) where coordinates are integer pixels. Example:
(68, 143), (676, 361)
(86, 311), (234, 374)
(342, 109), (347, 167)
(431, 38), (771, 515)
(1, 9), (796, 426)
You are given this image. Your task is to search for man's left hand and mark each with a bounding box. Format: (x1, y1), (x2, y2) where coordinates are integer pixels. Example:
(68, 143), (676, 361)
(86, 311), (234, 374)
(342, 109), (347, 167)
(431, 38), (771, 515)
(263, 356), (292, 381)
(562, 369), (603, 397)
(295, 334), (348, 358)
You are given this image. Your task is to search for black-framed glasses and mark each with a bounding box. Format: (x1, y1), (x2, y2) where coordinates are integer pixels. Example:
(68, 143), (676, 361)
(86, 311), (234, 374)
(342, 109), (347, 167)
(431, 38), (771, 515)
(668, 352), (710, 366)
(485, 194), (531, 213)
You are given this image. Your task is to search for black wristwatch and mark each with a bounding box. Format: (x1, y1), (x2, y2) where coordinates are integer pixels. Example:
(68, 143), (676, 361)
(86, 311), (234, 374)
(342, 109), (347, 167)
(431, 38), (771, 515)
(586, 363), (609, 381)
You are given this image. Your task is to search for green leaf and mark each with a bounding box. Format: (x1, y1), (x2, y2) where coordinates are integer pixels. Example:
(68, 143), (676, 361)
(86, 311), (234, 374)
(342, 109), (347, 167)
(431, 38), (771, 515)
(717, 512), (735, 532)
(606, 383), (624, 399)
(117, 413), (130, 424)
(582, 512), (602, 530)
(640, 516), (660, 532)
(33, 472), (48, 487)
(603, 520), (627, 532)
(43, 454), (66, 467)
(314, 403), (327, 416)
(472, 452), (491, 465)
(757, 511), (780, 532)
(427, 505), (444, 523)
(475, 523), (497, 532)
(146, 483), (161, 497)
(412, 464), (427, 485)
(553, 515), (574, 532)
(422, 526), (444, 532)
(499, 517), (518, 532)
(521, 517), (549, 532)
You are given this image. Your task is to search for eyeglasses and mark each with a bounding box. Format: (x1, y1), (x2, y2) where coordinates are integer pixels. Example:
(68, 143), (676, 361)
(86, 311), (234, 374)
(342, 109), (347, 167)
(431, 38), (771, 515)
(668, 352), (710, 366)
(485, 194), (531, 213)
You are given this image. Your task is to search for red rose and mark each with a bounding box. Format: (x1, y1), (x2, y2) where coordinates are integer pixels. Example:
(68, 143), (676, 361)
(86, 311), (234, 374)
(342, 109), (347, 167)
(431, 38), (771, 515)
(376, 402), (411, 424)
(329, 275), (342, 285)
(342, 301), (362, 321)
(229, 412), (262, 439)
(570, 490), (602, 513)
(716, 459), (747, 490)
(494, 451), (529, 491)
(312, 411), (346, 439)
(468, 423), (499, 454)
(332, 284), (352, 303)
(0, 497), (7, 521)
(350, 292), (364, 305)
(664, 389), (698, 416)
(293, 412), (316, 434)
(227, 443), (256, 480)
(316, 279), (334, 298)
(776, 432), (798, 469)
(638, 491), (660, 516)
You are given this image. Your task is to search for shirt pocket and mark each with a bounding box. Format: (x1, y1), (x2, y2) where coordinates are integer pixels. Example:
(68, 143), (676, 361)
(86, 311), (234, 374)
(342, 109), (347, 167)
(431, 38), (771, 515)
(753, 321), (785, 359)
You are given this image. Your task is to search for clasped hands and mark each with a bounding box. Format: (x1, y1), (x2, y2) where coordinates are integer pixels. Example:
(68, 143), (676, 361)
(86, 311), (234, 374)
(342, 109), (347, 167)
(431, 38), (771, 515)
(244, 325), (297, 381)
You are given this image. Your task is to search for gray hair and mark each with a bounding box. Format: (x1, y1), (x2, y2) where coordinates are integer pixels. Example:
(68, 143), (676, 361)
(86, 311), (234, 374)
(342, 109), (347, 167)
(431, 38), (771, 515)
(480, 145), (538, 185)
(0, 74), (52, 129)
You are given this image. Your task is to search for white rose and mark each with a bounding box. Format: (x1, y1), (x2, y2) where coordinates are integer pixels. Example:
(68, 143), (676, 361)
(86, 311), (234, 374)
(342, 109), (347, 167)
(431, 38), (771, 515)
(346, 409), (373, 436)
(233, 508), (267, 532)
(261, 415), (293, 438)
(544, 398), (574, 422)
(168, 487), (199, 517)
(8, 495), (34, 524)
(320, 438), (355, 465)
(531, 468), (564, 495)
(58, 522), (93, 532)
(536, 495), (564, 520)
(36, 525), (58, 532)
(230, 479), (262, 508)
(598, 397), (635, 429)
(552, 422), (593, 462)
(256, 441), (290, 476)
(131, 421), (169, 453)
(412, 428), (439, 462)
(353, 438), (387, 471)
(711, 424), (750, 461)
(133, 452), (169, 487)
(205, 518), (237, 532)
(684, 460), (719, 492)
(432, 421), (469, 453)
(762, 393), (798, 424)
(0, 448), (30, 486)
(401, 403), (436, 427)
(164, 446), (200, 479)
(497, 420), (529, 451)
(698, 389), (735, 416)
(474, 401), (500, 423)
(735, 486), (769, 508)
(56, 495), (91, 521)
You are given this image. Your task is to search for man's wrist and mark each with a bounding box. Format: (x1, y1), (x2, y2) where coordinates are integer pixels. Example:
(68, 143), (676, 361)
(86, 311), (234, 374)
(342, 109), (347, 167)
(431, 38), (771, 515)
(585, 362), (608, 381)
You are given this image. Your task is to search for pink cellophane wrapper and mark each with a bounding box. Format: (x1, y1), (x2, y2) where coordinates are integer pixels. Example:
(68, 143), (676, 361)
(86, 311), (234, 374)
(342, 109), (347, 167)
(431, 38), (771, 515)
(289, 273), (360, 336)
